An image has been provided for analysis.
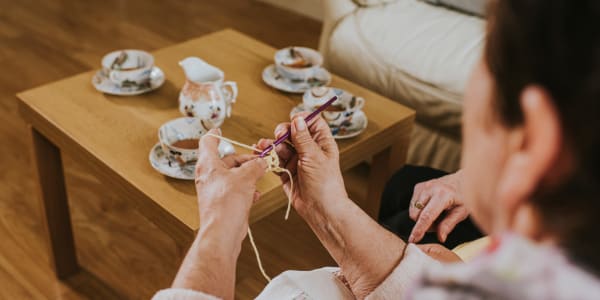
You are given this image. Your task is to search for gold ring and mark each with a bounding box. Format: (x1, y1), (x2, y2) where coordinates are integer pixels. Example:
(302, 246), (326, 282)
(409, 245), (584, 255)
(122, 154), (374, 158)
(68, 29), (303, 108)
(414, 202), (424, 209)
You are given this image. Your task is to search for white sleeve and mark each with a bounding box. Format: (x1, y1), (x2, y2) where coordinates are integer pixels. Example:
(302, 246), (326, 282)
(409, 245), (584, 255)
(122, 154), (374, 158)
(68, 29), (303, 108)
(365, 244), (441, 300)
(152, 288), (222, 300)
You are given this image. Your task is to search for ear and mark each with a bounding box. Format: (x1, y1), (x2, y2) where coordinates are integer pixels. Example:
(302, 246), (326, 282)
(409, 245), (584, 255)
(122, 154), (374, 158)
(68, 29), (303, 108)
(494, 86), (563, 228)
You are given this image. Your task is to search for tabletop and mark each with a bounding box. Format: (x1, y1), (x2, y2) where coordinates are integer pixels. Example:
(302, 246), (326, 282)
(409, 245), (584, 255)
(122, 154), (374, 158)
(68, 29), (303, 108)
(18, 29), (414, 246)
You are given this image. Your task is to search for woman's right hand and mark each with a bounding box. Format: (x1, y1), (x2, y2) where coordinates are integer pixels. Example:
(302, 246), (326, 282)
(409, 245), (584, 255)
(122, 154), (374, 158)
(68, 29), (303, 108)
(257, 113), (348, 215)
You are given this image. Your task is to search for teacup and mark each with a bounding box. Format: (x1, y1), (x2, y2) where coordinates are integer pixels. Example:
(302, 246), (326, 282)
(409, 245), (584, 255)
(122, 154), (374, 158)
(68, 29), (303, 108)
(303, 87), (365, 127)
(274, 47), (323, 81)
(158, 117), (235, 165)
(102, 49), (154, 86)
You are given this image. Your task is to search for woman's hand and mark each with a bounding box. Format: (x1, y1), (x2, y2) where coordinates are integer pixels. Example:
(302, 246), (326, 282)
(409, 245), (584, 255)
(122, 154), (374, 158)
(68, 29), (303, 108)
(172, 129), (267, 299)
(409, 170), (469, 243)
(256, 113), (348, 216)
(195, 129), (267, 249)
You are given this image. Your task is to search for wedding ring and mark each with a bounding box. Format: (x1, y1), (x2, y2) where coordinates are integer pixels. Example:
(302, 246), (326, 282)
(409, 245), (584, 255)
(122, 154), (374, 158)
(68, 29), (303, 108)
(414, 202), (424, 210)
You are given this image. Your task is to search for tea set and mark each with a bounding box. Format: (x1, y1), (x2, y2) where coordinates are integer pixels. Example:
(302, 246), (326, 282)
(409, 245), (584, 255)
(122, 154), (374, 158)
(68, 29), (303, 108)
(92, 46), (367, 180)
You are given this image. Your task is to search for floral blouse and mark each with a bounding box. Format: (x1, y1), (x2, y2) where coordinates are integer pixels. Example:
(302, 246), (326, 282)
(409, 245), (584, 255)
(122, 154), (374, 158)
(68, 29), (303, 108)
(153, 234), (600, 299)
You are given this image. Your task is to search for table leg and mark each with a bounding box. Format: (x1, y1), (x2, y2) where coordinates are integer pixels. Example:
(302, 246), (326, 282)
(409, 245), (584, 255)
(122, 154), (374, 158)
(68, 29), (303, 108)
(364, 142), (409, 219)
(30, 126), (79, 279)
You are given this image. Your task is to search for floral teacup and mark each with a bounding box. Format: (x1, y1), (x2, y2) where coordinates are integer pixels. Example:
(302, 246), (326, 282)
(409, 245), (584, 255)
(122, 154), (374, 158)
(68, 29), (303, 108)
(275, 47), (323, 81)
(303, 87), (365, 127)
(158, 117), (234, 165)
(101, 49), (154, 86)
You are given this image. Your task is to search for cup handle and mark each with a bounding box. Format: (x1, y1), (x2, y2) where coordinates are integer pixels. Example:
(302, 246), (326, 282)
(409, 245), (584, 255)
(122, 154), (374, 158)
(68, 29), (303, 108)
(352, 97), (365, 112)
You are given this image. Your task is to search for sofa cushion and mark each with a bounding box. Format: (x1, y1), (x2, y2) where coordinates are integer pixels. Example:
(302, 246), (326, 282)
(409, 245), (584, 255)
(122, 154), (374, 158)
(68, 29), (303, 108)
(325, 0), (484, 135)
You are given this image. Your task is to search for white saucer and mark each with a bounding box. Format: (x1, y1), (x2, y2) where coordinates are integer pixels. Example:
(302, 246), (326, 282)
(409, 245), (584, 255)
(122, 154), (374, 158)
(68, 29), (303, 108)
(92, 66), (165, 96)
(262, 64), (331, 94)
(148, 141), (236, 180)
(290, 104), (368, 139)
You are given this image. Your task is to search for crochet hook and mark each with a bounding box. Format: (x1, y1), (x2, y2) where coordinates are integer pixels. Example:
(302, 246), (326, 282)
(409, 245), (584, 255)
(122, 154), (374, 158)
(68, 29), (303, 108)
(259, 95), (338, 158)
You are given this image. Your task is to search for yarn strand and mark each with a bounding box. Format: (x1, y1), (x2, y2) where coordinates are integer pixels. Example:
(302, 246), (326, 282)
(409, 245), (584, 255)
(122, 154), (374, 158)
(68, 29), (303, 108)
(247, 227), (271, 282)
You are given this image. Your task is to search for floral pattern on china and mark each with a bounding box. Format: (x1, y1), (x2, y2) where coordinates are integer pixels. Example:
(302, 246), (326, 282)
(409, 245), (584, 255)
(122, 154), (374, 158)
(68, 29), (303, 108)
(178, 57), (238, 130)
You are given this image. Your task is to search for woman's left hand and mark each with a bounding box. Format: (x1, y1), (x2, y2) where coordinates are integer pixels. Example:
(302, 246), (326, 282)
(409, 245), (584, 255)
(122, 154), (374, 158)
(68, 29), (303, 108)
(194, 129), (268, 249)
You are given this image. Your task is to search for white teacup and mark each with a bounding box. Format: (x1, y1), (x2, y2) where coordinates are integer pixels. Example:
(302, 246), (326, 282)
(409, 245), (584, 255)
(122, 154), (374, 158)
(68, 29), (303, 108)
(158, 117), (235, 165)
(274, 47), (323, 81)
(102, 49), (154, 86)
(303, 87), (365, 127)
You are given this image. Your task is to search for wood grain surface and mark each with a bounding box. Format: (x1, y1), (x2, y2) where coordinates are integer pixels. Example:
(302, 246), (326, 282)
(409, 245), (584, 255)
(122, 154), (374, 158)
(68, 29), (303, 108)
(18, 29), (414, 246)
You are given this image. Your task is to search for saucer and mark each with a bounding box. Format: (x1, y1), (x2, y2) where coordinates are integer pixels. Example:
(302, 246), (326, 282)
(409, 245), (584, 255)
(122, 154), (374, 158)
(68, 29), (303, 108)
(148, 141), (236, 180)
(290, 104), (368, 139)
(92, 66), (165, 96)
(262, 64), (331, 94)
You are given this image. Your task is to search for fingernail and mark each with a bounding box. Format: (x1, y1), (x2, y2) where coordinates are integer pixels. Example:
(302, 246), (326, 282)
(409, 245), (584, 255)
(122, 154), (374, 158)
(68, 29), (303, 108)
(408, 235), (415, 243)
(216, 128), (222, 135)
(294, 117), (306, 131)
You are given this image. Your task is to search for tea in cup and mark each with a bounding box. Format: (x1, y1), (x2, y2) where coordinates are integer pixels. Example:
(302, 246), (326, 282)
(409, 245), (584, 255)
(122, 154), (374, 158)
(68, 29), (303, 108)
(274, 47), (323, 81)
(158, 117), (234, 165)
(102, 49), (154, 86)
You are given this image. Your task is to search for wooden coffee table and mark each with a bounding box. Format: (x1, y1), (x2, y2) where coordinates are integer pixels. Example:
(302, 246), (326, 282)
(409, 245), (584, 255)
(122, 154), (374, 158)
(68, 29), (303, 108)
(17, 29), (414, 279)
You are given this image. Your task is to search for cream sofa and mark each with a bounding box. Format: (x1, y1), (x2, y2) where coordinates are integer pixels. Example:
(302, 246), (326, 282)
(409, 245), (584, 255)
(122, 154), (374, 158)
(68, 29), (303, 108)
(319, 0), (485, 171)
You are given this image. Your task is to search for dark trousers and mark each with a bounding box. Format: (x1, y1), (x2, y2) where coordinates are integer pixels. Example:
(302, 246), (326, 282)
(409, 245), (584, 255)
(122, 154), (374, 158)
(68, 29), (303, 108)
(378, 165), (483, 249)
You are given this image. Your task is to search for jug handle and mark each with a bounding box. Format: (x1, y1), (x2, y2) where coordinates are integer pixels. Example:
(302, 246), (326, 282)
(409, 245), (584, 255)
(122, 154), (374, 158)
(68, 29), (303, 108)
(222, 81), (238, 103)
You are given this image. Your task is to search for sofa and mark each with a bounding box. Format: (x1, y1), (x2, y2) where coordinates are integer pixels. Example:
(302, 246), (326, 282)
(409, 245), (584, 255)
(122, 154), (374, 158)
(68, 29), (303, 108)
(319, 0), (485, 172)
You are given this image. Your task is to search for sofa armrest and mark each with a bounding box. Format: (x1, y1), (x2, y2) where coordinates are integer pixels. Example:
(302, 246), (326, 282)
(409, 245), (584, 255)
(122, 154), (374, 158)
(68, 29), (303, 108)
(318, 0), (357, 62)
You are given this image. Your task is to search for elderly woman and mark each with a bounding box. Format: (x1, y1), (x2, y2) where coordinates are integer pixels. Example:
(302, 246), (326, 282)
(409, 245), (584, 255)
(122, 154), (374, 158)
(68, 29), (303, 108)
(154, 0), (600, 298)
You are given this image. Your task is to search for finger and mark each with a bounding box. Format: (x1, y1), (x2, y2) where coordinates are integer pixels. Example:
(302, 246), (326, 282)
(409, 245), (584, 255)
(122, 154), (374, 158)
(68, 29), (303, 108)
(253, 190), (261, 203)
(408, 194), (447, 243)
(410, 185), (435, 221)
(197, 129), (222, 167)
(235, 157), (268, 181)
(222, 154), (256, 169)
(274, 142), (295, 165)
(256, 139), (273, 155)
(436, 207), (469, 243)
(416, 244), (462, 263)
(307, 114), (337, 156)
(274, 123), (291, 139)
(290, 116), (320, 156)
(409, 183), (426, 221)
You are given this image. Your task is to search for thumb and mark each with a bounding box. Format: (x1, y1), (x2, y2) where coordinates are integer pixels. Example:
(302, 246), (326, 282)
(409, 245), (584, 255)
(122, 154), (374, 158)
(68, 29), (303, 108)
(236, 157), (268, 181)
(291, 117), (319, 155)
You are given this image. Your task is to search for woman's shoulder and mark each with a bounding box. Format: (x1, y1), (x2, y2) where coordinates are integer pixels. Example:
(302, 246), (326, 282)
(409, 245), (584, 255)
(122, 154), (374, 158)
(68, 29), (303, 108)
(407, 234), (600, 299)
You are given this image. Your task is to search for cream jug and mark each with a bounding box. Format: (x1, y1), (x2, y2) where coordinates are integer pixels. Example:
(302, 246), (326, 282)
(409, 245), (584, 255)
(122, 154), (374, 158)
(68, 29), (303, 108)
(178, 57), (238, 129)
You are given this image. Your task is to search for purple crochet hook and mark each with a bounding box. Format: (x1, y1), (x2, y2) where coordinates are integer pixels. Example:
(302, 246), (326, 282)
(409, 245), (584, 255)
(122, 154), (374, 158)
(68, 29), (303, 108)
(259, 95), (338, 158)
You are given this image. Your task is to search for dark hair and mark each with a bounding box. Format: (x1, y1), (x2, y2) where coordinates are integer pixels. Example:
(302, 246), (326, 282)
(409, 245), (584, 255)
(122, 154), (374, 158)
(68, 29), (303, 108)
(485, 0), (600, 275)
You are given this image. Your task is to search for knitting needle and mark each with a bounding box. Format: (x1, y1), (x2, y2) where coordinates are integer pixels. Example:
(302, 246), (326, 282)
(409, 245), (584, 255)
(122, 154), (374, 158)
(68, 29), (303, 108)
(259, 95), (338, 158)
